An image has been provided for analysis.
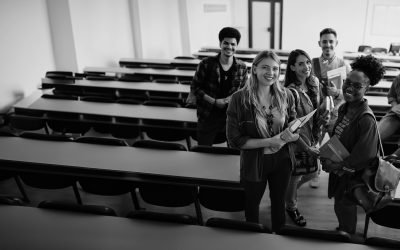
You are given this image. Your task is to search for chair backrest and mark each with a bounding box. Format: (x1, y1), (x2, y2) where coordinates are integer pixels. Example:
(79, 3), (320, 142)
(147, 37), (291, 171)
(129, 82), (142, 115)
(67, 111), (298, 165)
(9, 115), (48, 133)
(132, 140), (187, 151)
(190, 145), (240, 155)
(38, 200), (116, 216)
(74, 136), (129, 146)
(85, 75), (117, 81)
(127, 210), (198, 225)
(372, 47), (388, 54)
(198, 187), (245, 212)
(143, 100), (181, 108)
(358, 45), (372, 53)
(80, 96), (115, 103)
(389, 43), (400, 55)
(45, 71), (74, 80)
(42, 94), (79, 101)
(174, 56), (196, 60)
(152, 79), (180, 84)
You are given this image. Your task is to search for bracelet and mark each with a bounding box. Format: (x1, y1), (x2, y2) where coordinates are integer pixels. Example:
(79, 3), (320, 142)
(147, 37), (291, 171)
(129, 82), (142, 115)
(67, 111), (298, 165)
(213, 98), (217, 106)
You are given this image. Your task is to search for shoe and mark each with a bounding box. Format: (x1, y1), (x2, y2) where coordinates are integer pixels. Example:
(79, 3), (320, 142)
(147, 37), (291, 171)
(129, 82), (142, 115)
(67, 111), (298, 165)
(309, 177), (319, 188)
(286, 208), (306, 227)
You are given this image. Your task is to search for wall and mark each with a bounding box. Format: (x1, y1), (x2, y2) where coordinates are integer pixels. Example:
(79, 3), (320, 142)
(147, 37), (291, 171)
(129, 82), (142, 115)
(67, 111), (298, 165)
(69, 0), (135, 70)
(282, 0), (368, 58)
(0, 0), (54, 113)
(138, 0), (183, 59)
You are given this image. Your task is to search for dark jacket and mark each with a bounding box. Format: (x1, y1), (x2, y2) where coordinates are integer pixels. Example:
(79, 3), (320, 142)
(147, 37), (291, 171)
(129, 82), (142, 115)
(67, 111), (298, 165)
(226, 88), (297, 182)
(328, 99), (379, 198)
(192, 53), (248, 121)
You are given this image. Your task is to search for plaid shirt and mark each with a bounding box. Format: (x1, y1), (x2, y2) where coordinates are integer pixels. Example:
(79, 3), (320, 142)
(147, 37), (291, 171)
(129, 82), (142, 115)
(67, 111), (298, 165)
(192, 53), (248, 121)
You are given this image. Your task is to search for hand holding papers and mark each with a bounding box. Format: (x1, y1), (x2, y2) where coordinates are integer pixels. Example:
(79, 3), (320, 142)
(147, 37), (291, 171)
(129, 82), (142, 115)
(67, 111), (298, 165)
(326, 66), (347, 94)
(289, 109), (317, 133)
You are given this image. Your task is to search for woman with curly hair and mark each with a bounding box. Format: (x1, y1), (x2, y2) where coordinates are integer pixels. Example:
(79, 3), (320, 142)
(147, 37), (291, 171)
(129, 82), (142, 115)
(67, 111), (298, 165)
(321, 55), (385, 234)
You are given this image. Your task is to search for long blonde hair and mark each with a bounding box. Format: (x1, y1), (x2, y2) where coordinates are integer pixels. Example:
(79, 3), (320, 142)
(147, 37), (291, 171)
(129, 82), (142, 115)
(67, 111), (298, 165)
(242, 50), (288, 115)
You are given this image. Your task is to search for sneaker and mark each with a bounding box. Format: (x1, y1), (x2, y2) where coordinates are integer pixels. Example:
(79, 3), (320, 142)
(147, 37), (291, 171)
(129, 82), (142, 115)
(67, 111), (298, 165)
(309, 177), (319, 188)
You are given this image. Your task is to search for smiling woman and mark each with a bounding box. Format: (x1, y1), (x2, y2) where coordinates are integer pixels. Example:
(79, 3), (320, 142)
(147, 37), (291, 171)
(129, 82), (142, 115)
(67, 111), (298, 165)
(226, 50), (300, 233)
(321, 55), (385, 235)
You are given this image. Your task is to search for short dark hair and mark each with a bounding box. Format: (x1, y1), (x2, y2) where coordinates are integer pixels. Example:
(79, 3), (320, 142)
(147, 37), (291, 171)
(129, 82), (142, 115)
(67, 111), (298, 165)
(219, 27), (241, 44)
(320, 28), (337, 38)
(351, 55), (385, 86)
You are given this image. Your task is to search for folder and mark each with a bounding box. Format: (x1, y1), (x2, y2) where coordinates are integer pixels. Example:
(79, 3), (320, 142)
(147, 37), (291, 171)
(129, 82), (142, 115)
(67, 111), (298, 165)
(320, 135), (350, 162)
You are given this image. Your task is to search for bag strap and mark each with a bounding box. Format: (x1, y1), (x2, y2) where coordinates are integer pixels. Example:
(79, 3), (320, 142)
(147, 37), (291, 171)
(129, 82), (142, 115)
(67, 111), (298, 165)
(370, 115), (385, 157)
(312, 58), (322, 80)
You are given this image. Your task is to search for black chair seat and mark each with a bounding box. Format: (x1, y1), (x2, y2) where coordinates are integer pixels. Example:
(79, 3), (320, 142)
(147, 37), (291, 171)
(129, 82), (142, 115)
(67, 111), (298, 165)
(127, 210), (197, 225)
(278, 225), (352, 242)
(38, 200), (116, 216)
(206, 218), (269, 233)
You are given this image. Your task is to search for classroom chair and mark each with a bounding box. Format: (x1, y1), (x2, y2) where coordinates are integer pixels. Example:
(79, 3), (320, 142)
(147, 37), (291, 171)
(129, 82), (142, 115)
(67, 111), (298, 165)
(81, 87), (117, 99)
(116, 89), (148, 103)
(389, 43), (400, 55)
(80, 96), (115, 134)
(42, 93), (79, 101)
(110, 117), (142, 144)
(278, 225), (352, 242)
(174, 56), (196, 60)
(363, 199), (400, 248)
(17, 132), (82, 205)
(118, 74), (151, 82)
(85, 75), (118, 81)
(206, 218), (269, 233)
(45, 71), (75, 80)
(358, 45), (372, 53)
(38, 200), (117, 216)
(372, 47), (388, 54)
(74, 136), (141, 213)
(52, 85), (84, 97)
(8, 114), (49, 135)
(141, 100), (191, 148)
(0, 196), (26, 206)
(129, 140), (202, 225)
(190, 146), (247, 227)
(46, 112), (91, 137)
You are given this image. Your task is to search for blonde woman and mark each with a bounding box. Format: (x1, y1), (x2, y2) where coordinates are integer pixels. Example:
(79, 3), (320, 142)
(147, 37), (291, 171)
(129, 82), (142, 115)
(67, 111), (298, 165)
(227, 50), (299, 232)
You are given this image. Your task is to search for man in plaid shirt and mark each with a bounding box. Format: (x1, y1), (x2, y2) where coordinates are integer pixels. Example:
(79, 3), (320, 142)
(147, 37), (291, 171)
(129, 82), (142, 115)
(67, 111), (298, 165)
(192, 27), (248, 145)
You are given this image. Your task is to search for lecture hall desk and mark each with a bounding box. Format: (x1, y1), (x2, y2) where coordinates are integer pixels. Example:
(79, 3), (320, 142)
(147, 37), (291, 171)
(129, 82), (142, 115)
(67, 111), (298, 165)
(0, 205), (389, 250)
(0, 136), (240, 188)
(41, 78), (191, 94)
(83, 66), (195, 79)
(14, 91), (197, 127)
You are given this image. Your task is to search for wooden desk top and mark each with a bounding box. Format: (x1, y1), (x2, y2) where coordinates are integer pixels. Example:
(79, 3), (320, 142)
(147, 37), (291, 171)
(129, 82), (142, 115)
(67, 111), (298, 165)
(365, 95), (390, 108)
(193, 51), (288, 62)
(14, 92), (197, 123)
(344, 52), (400, 63)
(42, 79), (191, 93)
(0, 205), (386, 250)
(0, 136), (239, 186)
(200, 46), (291, 56)
(84, 66), (195, 78)
(119, 58), (201, 66)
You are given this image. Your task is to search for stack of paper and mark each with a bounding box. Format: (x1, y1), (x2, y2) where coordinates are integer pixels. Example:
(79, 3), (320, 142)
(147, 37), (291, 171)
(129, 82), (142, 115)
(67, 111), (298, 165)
(327, 66), (347, 90)
(320, 135), (350, 162)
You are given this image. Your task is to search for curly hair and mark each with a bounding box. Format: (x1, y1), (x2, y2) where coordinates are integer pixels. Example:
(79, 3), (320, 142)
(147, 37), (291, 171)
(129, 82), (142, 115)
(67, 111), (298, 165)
(350, 55), (385, 86)
(218, 27), (241, 44)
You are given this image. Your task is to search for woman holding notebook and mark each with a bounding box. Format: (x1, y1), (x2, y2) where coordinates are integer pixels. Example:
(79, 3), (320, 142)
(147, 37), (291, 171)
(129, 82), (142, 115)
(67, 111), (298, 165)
(321, 55), (385, 235)
(226, 50), (299, 233)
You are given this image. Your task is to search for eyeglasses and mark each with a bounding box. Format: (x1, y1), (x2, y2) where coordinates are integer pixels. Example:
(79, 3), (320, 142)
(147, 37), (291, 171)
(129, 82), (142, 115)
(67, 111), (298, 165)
(343, 79), (367, 91)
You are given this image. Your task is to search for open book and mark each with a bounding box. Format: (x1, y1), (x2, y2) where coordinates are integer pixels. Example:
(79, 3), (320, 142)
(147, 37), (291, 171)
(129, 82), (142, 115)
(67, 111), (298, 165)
(327, 66), (347, 90)
(320, 135), (350, 162)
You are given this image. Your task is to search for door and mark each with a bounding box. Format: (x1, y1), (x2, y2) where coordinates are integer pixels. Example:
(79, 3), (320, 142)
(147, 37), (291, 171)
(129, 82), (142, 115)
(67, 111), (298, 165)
(248, 0), (283, 49)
